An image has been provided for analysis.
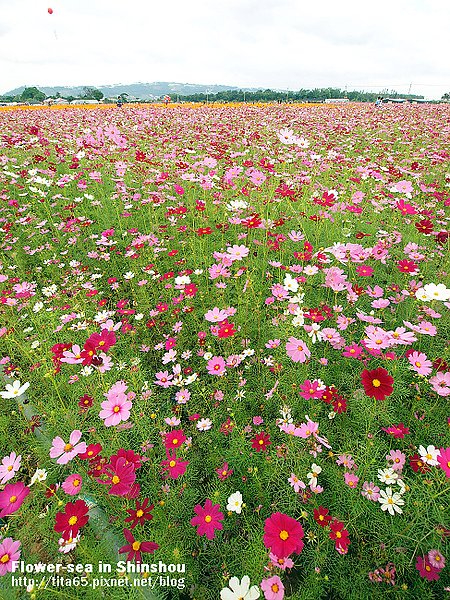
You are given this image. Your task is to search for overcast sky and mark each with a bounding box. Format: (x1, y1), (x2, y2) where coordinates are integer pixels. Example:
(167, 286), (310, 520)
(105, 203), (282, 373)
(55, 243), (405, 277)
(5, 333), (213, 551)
(1, 0), (449, 99)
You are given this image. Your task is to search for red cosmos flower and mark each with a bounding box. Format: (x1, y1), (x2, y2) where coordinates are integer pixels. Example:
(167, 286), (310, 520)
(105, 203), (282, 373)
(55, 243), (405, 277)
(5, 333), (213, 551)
(78, 394), (94, 410)
(99, 457), (136, 496)
(54, 499), (89, 540)
(190, 499), (224, 540)
(241, 214), (262, 228)
(415, 219), (434, 235)
(161, 452), (189, 479)
(215, 462), (233, 481)
(329, 519), (351, 554)
(361, 368), (394, 401)
(218, 322), (236, 338)
(409, 454), (431, 474)
(416, 555), (440, 581)
(119, 528), (159, 563)
(196, 227), (213, 236)
(125, 498), (154, 529)
(382, 423), (410, 439)
(397, 260), (418, 273)
(332, 395), (347, 414)
(356, 265), (374, 277)
(84, 329), (115, 353)
(321, 386), (338, 405)
(220, 418), (235, 435)
(264, 512), (304, 559)
(164, 430), (186, 450)
(111, 449), (142, 471)
(313, 506), (332, 527)
(251, 432), (271, 452)
(78, 443), (102, 461)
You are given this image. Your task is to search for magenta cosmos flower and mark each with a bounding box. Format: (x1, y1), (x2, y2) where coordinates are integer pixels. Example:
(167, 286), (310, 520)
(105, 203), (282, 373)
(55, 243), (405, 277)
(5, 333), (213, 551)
(99, 395), (132, 427)
(0, 538), (21, 576)
(0, 451), (21, 484)
(437, 447), (450, 477)
(190, 499), (224, 540)
(264, 512), (304, 558)
(50, 430), (86, 465)
(0, 482), (30, 518)
(286, 337), (310, 363)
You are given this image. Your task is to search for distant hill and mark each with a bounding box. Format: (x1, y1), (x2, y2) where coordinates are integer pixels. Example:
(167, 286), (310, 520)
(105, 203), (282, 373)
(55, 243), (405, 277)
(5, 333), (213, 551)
(3, 82), (256, 100)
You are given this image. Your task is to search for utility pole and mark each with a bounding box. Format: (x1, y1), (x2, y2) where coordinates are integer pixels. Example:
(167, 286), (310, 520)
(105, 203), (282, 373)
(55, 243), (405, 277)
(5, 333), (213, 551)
(408, 82), (412, 95)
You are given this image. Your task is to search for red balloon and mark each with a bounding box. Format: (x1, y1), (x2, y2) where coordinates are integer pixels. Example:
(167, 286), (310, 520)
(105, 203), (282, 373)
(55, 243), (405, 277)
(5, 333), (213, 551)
(48, 8), (53, 14)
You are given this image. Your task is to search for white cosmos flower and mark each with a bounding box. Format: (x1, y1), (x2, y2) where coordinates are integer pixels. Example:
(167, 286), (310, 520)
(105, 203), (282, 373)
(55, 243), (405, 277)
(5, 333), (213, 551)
(220, 575), (260, 600)
(377, 468), (398, 484)
(378, 487), (404, 515)
(418, 444), (439, 466)
(0, 380), (30, 399)
(226, 491), (243, 514)
(283, 273), (299, 293)
(30, 468), (47, 485)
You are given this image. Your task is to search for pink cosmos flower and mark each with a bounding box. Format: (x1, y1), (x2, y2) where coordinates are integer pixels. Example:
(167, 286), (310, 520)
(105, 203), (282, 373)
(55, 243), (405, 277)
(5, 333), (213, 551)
(344, 473), (359, 489)
(416, 555), (440, 581)
(407, 351), (432, 376)
(386, 450), (406, 472)
(361, 481), (380, 501)
(437, 447), (450, 477)
(428, 549), (446, 570)
(0, 482), (30, 518)
(226, 244), (249, 261)
(50, 430), (86, 465)
(261, 575), (285, 600)
(204, 307), (228, 323)
(269, 552), (294, 570)
(0, 538), (21, 576)
(288, 473), (306, 493)
(60, 345), (84, 364)
(206, 356), (226, 376)
(286, 337), (310, 363)
(429, 372), (450, 397)
(190, 499), (224, 540)
(0, 451), (21, 484)
(61, 474), (83, 496)
(99, 393), (132, 427)
(154, 371), (174, 388)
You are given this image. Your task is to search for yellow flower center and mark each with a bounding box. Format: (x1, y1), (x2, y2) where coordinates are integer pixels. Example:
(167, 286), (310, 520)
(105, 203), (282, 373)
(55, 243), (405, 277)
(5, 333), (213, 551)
(222, 470), (227, 476)
(279, 530), (289, 541)
(372, 379), (381, 387)
(136, 510), (144, 518)
(9, 496), (17, 503)
(112, 476), (120, 485)
(7, 465), (13, 471)
(73, 479), (80, 487)
(259, 440), (264, 445)
(132, 541), (141, 551)
(336, 531), (342, 538)
(297, 345), (303, 352)
(0, 554), (9, 564)
(172, 439), (178, 445)
(272, 584), (279, 593)
(68, 516), (78, 526)
(113, 406), (120, 413)
(64, 443), (73, 452)
(204, 515), (212, 523)
(169, 461), (176, 468)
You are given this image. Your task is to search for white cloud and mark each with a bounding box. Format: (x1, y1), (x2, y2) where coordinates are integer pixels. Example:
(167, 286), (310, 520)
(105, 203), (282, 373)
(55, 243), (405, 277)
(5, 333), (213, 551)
(0, 0), (449, 99)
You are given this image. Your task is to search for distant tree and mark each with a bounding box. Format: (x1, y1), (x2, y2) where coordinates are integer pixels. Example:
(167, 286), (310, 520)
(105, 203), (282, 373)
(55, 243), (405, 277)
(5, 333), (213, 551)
(20, 87), (46, 102)
(442, 92), (450, 101)
(82, 87), (104, 101)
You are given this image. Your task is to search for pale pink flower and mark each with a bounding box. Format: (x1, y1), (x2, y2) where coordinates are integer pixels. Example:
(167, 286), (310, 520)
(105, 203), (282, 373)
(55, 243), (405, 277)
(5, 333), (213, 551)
(407, 351), (432, 376)
(0, 452), (21, 484)
(286, 337), (310, 363)
(50, 430), (86, 465)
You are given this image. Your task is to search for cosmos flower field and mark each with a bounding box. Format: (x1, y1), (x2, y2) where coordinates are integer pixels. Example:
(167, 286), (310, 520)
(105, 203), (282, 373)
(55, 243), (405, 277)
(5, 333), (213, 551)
(0, 102), (449, 599)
